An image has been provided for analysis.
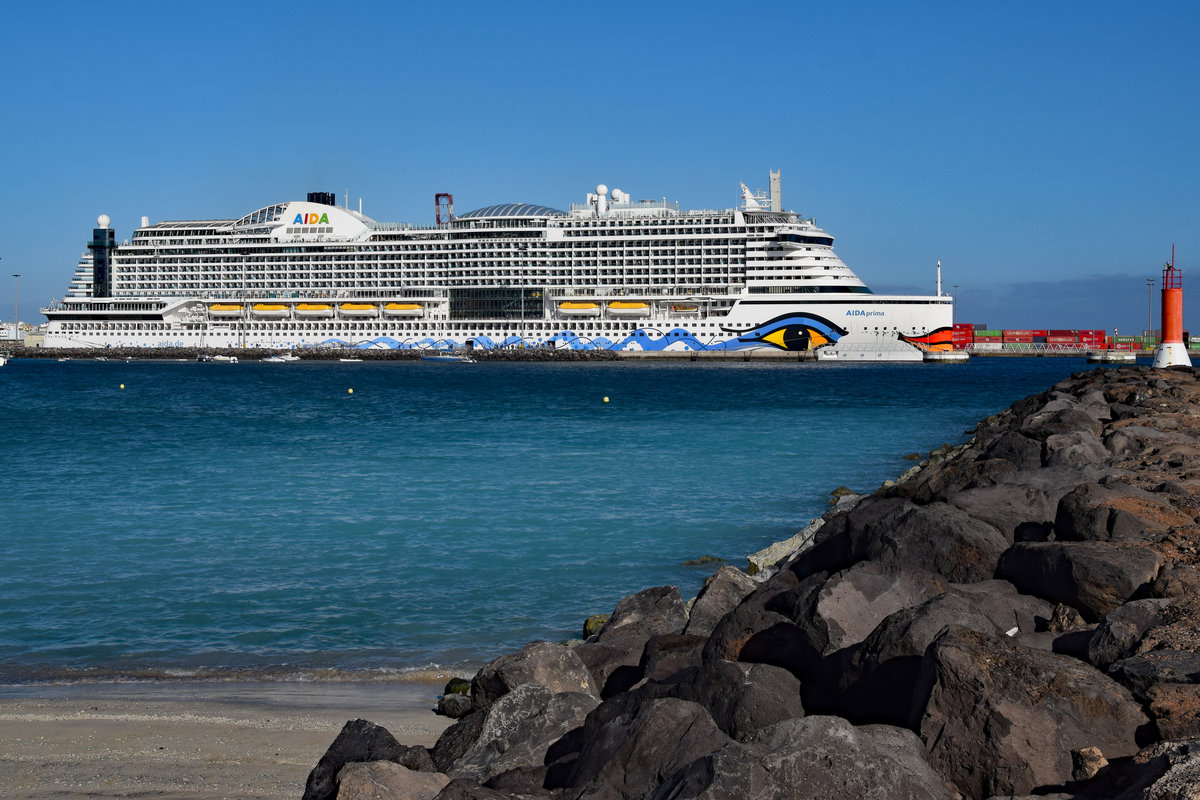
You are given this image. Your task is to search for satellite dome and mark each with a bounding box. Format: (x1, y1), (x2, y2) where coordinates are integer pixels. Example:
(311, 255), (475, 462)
(97, 214), (111, 229)
(596, 184), (608, 196)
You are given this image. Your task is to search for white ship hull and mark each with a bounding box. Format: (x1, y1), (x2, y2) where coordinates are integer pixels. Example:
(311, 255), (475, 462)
(43, 176), (957, 358)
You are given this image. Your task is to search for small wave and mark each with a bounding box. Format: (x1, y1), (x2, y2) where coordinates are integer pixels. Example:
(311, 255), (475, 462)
(0, 661), (481, 687)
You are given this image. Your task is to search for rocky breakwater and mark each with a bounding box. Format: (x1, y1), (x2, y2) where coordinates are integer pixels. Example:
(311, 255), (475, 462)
(304, 365), (1200, 799)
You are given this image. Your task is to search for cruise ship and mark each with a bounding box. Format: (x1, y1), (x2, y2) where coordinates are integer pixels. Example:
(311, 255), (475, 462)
(42, 173), (955, 359)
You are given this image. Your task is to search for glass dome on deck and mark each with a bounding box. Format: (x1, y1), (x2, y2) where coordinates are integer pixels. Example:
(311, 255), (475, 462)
(456, 203), (566, 219)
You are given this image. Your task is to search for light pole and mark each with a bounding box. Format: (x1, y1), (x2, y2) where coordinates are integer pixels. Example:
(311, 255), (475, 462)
(10, 272), (18, 344)
(1147, 278), (1155, 348)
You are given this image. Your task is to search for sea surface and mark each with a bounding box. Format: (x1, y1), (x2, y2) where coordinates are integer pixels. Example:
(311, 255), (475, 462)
(0, 356), (1110, 683)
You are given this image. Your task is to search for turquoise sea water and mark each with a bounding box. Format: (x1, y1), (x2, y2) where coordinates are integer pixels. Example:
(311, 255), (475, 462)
(0, 357), (1105, 682)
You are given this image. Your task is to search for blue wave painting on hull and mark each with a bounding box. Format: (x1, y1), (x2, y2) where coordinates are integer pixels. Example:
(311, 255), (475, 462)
(312, 315), (846, 352)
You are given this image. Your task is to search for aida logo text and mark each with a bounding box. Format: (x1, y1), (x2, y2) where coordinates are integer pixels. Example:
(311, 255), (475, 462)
(846, 310), (884, 317)
(293, 213), (330, 225)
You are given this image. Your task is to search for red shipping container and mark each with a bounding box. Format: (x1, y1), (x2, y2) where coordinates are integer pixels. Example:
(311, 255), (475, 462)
(1028, 330), (1049, 336)
(1048, 330), (1074, 337)
(1046, 336), (1077, 343)
(1004, 337), (1033, 343)
(953, 323), (974, 331)
(1003, 330), (1034, 336)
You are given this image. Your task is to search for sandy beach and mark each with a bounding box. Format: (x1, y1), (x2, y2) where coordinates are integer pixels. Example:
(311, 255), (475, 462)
(0, 681), (455, 800)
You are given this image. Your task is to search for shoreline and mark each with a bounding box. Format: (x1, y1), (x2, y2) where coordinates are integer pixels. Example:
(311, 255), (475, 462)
(0, 680), (454, 800)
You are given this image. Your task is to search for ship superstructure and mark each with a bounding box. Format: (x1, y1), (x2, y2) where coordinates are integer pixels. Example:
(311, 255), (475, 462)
(42, 176), (954, 357)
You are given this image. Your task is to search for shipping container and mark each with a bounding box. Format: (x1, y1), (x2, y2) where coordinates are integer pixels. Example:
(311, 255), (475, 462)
(1003, 330), (1034, 337)
(975, 329), (1002, 336)
(1046, 336), (1078, 344)
(1028, 330), (1049, 336)
(953, 323), (975, 331)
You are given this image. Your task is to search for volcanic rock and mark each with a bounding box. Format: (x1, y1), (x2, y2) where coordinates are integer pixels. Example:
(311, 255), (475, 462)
(335, 761), (449, 800)
(470, 641), (598, 712)
(915, 626), (1147, 798)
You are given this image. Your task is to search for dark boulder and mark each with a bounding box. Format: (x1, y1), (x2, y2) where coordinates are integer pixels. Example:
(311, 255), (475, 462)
(1019, 401), (1103, 441)
(303, 718), (432, 800)
(547, 697), (731, 799)
(947, 482), (1057, 542)
(638, 633), (706, 684)
(431, 778), (513, 799)
(947, 579), (1054, 635)
(995, 541), (1164, 622)
(596, 585), (687, 642)
(683, 565), (757, 637)
(574, 633), (650, 698)
(336, 762), (449, 800)
(1043, 429), (1109, 469)
(984, 430), (1043, 470)
(446, 684), (598, 783)
(1145, 685), (1200, 740)
(835, 592), (999, 725)
(431, 712), (487, 773)
(470, 641), (598, 712)
(860, 501), (1009, 583)
(791, 560), (947, 659)
(1153, 564), (1200, 598)
(1087, 598), (1173, 670)
(1108, 650), (1200, 701)
(1054, 483), (1185, 543)
(648, 716), (957, 800)
(438, 693), (474, 719)
(674, 659), (805, 740)
(914, 626), (1147, 798)
(701, 571), (810, 673)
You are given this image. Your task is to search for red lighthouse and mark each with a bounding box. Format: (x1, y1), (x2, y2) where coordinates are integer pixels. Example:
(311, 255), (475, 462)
(1153, 248), (1191, 368)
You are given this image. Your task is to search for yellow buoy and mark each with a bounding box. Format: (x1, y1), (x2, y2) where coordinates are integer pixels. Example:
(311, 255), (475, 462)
(603, 396), (609, 403)
(119, 384), (125, 390)
(348, 388), (354, 395)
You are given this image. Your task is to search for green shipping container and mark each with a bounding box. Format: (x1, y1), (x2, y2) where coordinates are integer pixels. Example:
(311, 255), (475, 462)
(975, 330), (1002, 336)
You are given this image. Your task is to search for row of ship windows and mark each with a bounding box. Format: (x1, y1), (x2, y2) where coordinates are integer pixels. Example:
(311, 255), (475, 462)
(126, 237), (762, 252)
(115, 265), (742, 280)
(118, 245), (742, 261)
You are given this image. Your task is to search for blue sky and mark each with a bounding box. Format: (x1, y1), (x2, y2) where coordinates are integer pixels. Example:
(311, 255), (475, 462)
(1, 1), (1197, 334)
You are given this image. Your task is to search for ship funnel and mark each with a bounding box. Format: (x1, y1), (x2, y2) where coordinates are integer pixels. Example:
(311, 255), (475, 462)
(1153, 249), (1191, 368)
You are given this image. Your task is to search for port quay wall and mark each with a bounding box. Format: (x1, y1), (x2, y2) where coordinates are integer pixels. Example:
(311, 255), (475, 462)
(303, 365), (1200, 800)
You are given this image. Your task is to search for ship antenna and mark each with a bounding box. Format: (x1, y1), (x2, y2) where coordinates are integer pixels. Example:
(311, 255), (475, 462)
(937, 259), (943, 297)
